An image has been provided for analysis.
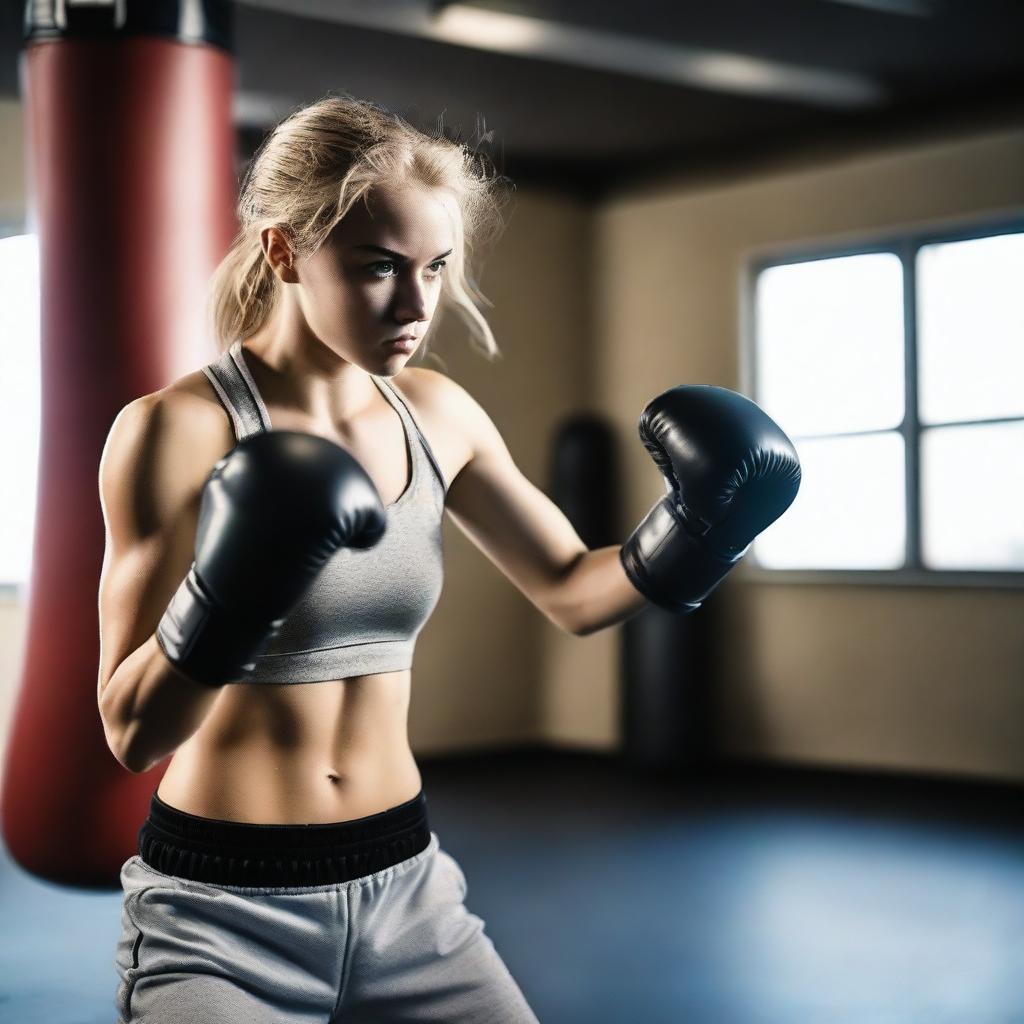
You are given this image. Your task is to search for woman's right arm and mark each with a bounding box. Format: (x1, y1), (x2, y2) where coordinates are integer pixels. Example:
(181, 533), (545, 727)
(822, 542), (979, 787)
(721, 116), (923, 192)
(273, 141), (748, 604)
(97, 392), (234, 774)
(98, 389), (390, 775)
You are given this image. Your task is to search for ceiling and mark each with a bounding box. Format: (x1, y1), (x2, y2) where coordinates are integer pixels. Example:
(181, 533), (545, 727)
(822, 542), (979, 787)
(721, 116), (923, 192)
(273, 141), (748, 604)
(5, 0), (1024, 201)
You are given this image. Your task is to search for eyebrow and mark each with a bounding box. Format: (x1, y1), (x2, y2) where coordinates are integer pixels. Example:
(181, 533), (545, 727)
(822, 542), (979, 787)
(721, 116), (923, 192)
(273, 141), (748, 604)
(350, 244), (454, 262)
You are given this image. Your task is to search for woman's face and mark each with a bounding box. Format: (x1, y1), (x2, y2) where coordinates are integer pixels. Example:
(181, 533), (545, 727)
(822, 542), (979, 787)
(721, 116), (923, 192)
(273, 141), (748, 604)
(295, 182), (458, 372)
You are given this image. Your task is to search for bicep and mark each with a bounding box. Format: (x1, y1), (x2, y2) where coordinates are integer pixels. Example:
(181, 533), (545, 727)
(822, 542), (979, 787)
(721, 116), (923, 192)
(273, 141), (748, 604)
(443, 395), (587, 624)
(96, 397), (222, 702)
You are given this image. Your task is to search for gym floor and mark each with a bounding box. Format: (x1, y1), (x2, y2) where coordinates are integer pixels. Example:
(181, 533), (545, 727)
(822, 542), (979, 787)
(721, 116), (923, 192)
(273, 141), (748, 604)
(2, 746), (1022, 1023)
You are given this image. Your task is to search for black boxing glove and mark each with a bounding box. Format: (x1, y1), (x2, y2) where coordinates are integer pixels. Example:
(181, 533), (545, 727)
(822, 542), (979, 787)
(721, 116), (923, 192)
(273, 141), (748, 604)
(157, 430), (387, 686)
(620, 385), (801, 614)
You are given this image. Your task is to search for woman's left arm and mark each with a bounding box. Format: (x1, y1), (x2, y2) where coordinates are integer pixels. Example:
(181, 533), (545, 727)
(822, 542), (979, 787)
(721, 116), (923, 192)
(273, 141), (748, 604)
(406, 368), (648, 637)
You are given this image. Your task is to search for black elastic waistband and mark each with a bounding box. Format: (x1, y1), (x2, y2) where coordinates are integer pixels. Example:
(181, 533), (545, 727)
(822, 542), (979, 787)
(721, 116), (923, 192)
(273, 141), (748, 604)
(138, 789), (431, 888)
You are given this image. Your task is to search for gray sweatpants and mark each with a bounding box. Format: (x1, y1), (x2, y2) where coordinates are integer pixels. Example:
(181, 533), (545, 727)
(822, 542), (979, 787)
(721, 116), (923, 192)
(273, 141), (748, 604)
(114, 830), (539, 1023)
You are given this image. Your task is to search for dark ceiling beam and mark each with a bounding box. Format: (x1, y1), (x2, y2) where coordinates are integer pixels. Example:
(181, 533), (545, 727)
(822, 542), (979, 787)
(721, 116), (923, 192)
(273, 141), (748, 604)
(816, 0), (936, 16)
(233, 0), (887, 111)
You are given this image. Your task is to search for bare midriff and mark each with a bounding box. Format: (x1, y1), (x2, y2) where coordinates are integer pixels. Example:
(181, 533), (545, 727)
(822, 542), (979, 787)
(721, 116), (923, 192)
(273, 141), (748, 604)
(155, 669), (422, 825)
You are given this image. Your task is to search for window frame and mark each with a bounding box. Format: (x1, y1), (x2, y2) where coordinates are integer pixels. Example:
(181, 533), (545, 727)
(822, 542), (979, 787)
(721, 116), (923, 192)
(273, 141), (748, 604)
(736, 208), (1024, 591)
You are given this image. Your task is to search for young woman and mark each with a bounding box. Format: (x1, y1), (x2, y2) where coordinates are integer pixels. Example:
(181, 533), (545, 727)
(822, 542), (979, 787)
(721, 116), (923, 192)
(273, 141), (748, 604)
(98, 94), (800, 1023)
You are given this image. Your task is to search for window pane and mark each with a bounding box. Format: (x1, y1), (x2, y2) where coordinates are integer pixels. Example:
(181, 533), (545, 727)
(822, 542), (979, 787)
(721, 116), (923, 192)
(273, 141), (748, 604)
(755, 253), (904, 438)
(752, 432), (905, 570)
(0, 234), (41, 588)
(917, 232), (1024, 425)
(921, 422), (1024, 571)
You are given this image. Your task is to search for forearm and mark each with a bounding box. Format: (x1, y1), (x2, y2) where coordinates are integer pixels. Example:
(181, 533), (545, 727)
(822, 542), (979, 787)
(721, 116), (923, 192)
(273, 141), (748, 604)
(552, 545), (650, 637)
(100, 634), (223, 774)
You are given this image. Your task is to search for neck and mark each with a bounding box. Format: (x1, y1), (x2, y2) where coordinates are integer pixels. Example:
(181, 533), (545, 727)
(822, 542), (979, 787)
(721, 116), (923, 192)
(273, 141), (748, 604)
(242, 308), (377, 426)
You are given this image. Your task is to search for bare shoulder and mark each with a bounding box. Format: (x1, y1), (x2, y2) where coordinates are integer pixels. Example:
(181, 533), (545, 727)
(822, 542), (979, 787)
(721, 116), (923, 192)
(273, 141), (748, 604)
(104, 369), (235, 485)
(393, 366), (489, 440)
(144, 368), (236, 450)
(158, 367), (233, 425)
(393, 365), (465, 406)
(389, 366), (496, 486)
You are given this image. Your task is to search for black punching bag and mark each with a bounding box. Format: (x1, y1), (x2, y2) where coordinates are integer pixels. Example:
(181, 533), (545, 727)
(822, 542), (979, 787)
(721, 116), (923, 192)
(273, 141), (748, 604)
(549, 414), (620, 549)
(620, 592), (718, 774)
(549, 411), (719, 772)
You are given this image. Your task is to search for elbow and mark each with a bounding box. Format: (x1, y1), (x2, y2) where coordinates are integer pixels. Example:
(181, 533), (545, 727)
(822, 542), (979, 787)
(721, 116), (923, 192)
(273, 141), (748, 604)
(114, 751), (145, 775)
(101, 713), (149, 774)
(104, 734), (138, 773)
(103, 725), (141, 774)
(117, 748), (156, 776)
(555, 612), (590, 638)
(116, 727), (162, 775)
(100, 697), (135, 773)
(116, 744), (147, 775)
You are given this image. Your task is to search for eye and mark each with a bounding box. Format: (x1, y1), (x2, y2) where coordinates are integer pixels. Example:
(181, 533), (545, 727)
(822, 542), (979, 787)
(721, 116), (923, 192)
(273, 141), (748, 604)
(366, 259), (448, 279)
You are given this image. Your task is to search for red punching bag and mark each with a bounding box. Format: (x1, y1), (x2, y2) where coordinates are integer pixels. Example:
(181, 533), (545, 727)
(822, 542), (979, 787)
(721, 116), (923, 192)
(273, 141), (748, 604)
(1, 0), (238, 889)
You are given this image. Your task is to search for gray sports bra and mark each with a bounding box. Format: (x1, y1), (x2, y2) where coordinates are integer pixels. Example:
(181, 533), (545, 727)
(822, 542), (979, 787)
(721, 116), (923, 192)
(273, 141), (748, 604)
(202, 340), (447, 683)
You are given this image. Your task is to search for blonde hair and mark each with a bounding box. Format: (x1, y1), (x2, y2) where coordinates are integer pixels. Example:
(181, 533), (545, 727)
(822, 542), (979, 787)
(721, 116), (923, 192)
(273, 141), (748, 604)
(207, 92), (514, 365)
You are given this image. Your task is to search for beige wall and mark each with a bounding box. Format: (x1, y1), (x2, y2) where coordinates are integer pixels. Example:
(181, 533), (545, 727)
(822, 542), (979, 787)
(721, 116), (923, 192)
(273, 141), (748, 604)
(585, 121), (1024, 782)
(0, 100), (25, 222)
(2, 91), (1023, 786)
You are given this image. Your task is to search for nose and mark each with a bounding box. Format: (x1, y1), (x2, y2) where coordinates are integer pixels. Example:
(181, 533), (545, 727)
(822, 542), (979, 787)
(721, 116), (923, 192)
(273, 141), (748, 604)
(390, 271), (430, 325)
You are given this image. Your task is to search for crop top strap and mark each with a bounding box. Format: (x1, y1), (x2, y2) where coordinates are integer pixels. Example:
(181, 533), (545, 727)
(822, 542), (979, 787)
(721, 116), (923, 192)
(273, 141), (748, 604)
(373, 375), (449, 496)
(201, 339), (272, 442)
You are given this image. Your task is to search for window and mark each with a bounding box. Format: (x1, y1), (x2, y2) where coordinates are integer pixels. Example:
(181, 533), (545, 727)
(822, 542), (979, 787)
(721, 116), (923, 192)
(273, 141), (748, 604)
(0, 232), (41, 593)
(743, 219), (1024, 586)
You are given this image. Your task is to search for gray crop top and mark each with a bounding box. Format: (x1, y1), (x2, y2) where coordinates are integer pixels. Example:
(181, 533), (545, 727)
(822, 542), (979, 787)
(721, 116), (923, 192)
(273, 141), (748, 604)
(201, 340), (447, 683)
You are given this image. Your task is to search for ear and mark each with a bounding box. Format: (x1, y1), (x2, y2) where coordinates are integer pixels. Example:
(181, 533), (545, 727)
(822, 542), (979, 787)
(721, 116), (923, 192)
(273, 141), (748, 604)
(259, 226), (299, 284)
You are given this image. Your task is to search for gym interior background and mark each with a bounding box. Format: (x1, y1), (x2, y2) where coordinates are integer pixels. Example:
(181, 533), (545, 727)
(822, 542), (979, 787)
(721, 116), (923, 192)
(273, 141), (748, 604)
(0, 2), (1022, 1021)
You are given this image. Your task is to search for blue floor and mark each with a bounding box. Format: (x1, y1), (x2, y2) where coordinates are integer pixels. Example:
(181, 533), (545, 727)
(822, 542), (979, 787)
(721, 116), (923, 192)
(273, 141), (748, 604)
(2, 747), (1023, 1022)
